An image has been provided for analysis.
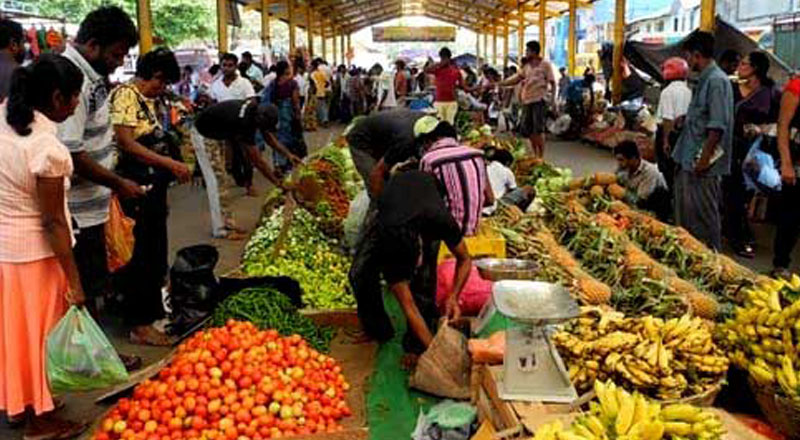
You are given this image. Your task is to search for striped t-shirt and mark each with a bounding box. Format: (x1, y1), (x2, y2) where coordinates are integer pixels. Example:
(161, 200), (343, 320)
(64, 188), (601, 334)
(57, 44), (115, 228)
(420, 138), (487, 236)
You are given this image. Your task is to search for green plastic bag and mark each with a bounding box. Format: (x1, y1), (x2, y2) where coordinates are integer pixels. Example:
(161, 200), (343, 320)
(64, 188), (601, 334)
(46, 306), (129, 393)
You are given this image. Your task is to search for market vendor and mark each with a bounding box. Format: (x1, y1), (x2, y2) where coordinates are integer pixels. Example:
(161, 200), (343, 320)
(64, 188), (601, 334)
(377, 170), (472, 353)
(194, 99), (300, 190)
(345, 108), (426, 198)
(614, 141), (671, 220)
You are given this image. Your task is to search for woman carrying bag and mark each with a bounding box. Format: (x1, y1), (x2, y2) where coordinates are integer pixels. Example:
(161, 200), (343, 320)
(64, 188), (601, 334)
(109, 48), (190, 346)
(262, 60), (307, 175)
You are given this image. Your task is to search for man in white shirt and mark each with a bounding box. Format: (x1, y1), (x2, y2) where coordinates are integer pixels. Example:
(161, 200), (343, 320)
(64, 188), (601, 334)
(483, 149), (533, 214)
(210, 53), (256, 102)
(656, 57), (692, 190)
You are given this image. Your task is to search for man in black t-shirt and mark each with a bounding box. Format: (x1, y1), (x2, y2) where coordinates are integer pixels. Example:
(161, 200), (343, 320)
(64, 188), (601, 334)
(195, 99), (300, 189)
(346, 108), (426, 197)
(358, 171), (473, 353)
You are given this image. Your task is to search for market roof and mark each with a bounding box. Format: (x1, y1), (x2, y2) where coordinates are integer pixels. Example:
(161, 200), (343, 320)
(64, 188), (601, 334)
(241, 0), (596, 37)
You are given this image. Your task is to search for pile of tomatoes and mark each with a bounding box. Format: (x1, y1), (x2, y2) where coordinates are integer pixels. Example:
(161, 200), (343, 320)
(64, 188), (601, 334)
(93, 320), (351, 440)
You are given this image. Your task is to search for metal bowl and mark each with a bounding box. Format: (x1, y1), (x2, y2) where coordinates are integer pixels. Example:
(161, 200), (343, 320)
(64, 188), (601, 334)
(474, 258), (539, 281)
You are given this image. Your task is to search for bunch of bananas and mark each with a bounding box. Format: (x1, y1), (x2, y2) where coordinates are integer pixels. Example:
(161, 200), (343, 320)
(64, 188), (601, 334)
(554, 308), (728, 400)
(532, 380), (725, 440)
(719, 275), (800, 399)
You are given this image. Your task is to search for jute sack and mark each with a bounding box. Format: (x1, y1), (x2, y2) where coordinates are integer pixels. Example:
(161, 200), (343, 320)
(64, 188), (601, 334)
(409, 321), (471, 399)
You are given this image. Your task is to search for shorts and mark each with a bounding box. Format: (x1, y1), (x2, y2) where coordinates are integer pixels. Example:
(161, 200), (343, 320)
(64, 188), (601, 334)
(518, 100), (547, 137)
(434, 101), (459, 125)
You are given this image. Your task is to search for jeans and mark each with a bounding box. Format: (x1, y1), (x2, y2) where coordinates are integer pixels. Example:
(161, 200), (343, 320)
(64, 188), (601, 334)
(316, 95), (330, 124)
(774, 181), (800, 268)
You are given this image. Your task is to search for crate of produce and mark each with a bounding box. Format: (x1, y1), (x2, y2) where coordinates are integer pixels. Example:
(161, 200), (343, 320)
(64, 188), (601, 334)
(438, 223), (506, 264)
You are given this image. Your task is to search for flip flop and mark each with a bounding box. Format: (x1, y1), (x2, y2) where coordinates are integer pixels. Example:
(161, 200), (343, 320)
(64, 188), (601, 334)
(130, 327), (173, 347)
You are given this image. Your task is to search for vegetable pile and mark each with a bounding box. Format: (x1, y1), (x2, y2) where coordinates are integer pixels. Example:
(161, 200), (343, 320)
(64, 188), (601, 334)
(93, 320), (351, 440)
(242, 205), (354, 310)
(212, 288), (335, 352)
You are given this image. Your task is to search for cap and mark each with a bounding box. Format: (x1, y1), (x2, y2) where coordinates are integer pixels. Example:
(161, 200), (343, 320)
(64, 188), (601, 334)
(662, 57), (689, 81)
(413, 115), (441, 138)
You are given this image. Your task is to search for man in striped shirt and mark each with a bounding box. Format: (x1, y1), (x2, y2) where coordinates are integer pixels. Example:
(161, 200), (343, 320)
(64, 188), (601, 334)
(415, 116), (493, 236)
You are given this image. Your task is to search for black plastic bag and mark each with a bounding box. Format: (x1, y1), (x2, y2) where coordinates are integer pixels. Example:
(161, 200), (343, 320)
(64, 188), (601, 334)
(167, 245), (220, 335)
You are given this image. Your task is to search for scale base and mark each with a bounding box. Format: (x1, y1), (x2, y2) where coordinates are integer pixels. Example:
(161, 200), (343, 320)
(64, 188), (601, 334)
(500, 326), (578, 403)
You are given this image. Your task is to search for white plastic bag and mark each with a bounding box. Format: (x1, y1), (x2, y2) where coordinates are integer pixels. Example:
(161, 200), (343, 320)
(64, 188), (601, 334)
(344, 190), (370, 249)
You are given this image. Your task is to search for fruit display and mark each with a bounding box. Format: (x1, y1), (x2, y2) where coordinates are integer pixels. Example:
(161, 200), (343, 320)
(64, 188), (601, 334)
(92, 320), (351, 440)
(532, 380), (725, 440)
(212, 288), (335, 352)
(554, 307), (728, 400)
(241, 205), (354, 310)
(718, 276), (800, 399)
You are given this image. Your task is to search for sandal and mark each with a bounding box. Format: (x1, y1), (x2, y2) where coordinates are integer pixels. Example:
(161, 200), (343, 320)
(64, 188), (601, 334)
(735, 244), (755, 259)
(130, 326), (173, 347)
(118, 353), (143, 372)
(215, 230), (247, 241)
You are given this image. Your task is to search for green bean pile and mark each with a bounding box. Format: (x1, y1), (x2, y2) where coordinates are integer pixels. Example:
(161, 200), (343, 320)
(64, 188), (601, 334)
(211, 287), (335, 352)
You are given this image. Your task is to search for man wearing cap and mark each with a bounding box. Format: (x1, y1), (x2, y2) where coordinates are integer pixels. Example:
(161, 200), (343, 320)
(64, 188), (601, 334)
(194, 100), (297, 237)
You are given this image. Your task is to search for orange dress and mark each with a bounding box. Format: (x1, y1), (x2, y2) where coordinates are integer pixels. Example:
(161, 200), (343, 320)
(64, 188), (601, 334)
(0, 105), (73, 416)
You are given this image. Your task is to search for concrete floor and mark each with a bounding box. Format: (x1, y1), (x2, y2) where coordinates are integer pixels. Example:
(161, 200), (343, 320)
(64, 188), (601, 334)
(1, 129), (796, 439)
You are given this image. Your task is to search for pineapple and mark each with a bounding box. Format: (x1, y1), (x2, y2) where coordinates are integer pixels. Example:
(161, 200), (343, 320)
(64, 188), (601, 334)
(607, 183), (627, 200)
(574, 276), (613, 305)
(590, 185), (606, 198)
(667, 278), (718, 319)
(594, 172), (618, 186)
(568, 177), (586, 190)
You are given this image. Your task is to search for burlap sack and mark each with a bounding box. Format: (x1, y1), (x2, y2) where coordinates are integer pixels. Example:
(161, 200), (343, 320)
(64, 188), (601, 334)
(409, 323), (471, 399)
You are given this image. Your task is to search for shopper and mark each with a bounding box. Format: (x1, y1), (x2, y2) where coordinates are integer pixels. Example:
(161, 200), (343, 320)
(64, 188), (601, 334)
(483, 149), (534, 214)
(346, 109), (425, 342)
(210, 53), (256, 102)
(240, 51), (265, 86)
(311, 59), (331, 126)
(374, 170), (472, 354)
(194, 99), (298, 190)
(0, 18), (24, 101)
(772, 71), (800, 276)
(655, 57), (692, 192)
(394, 59), (410, 105)
(499, 40), (556, 158)
(262, 60), (305, 175)
(425, 47), (469, 125)
(347, 67), (366, 117)
(0, 54), (87, 440)
(725, 51), (778, 258)
(614, 141), (670, 220)
(718, 49), (742, 77)
(416, 117), (493, 236)
(109, 48), (190, 346)
(672, 32), (734, 251)
(57, 7), (149, 355)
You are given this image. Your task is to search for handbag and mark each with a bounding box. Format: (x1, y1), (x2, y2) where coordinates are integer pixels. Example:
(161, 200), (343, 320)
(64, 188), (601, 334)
(112, 85), (184, 185)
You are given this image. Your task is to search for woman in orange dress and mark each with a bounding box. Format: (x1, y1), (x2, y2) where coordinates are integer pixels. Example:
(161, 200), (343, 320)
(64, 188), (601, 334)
(0, 54), (87, 439)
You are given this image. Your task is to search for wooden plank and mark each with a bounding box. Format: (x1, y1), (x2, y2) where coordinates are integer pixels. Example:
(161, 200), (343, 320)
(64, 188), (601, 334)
(479, 365), (521, 431)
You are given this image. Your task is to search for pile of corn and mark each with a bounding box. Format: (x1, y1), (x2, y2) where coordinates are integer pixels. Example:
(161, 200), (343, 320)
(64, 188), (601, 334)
(554, 307), (728, 400)
(532, 380), (725, 440)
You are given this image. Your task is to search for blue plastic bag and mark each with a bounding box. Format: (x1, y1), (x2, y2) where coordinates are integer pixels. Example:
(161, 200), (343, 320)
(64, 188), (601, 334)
(46, 306), (129, 393)
(743, 136), (782, 193)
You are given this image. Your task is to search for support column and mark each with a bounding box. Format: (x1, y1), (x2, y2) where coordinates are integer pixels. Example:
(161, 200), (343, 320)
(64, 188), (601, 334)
(612, 0), (625, 104)
(517, 2), (525, 65)
(340, 29), (345, 66)
(346, 33), (351, 64)
(136, 0), (153, 53)
(483, 32), (488, 65)
(568, 0), (577, 76)
(492, 22), (497, 66)
(306, 4), (313, 57)
(503, 15), (509, 68)
(332, 29), (338, 65)
(700, 0), (715, 31)
(321, 27), (327, 61)
(476, 31), (481, 67)
(539, 0), (546, 55)
(288, 0), (297, 53)
(217, 0), (227, 53)
(260, 0), (271, 64)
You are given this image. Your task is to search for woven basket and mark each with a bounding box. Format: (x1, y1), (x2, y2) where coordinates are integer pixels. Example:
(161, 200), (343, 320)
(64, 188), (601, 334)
(660, 380), (723, 407)
(749, 378), (800, 440)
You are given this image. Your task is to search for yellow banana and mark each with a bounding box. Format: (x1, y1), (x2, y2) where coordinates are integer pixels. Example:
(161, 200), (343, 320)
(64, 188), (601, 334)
(615, 390), (635, 435)
(660, 404), (700, 422)
(782, 355), (798, 389)
(639, 421), (665, 440)
(749, 364), (776, 385)
(662, 422), (692, 436)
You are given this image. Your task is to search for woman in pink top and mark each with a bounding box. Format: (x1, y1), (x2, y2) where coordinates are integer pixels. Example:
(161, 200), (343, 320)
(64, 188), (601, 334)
(0, 55), (87, 439)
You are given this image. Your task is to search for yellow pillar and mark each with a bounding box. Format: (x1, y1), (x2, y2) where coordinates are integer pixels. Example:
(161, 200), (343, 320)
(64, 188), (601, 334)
(136, 0), (153, 53)
(287, 0), (295, 53)
(612, 0), (625, 104)
(483, 32), (488, 64)
(503, 15), (509, 68)
(476, 32), (481, 67)
(322, 28), (327, 61)
(340, 30), (345, 65)
(346, 33), (351, 63)
(568, 0), (577, 76)
(333, 29), (338, 65)
(492, 22), (497, 66)
(306, 4), (313, 57)
(517, 2), (525, 65)
(539, 0), (546, 55)
(261, 0), (271, 61)
(700, 0), (715, 31)
(217, 0), (227, 53)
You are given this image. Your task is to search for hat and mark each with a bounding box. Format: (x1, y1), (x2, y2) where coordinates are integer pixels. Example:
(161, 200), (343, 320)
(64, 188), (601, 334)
(413, 116), (441, 138)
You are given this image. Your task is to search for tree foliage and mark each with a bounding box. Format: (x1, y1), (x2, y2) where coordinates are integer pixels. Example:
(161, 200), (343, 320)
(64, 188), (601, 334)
(36, 0), (216, 47)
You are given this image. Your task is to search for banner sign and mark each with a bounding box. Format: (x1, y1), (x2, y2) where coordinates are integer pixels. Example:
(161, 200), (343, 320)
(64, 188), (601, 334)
(372, 26), (456, 42)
